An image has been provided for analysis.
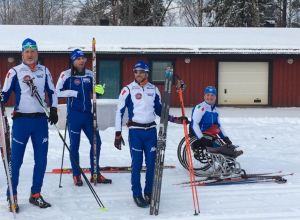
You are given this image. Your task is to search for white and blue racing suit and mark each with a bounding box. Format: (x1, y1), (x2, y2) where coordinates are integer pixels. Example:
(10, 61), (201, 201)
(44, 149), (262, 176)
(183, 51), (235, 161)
(2, 62), (57, 195)
(115, 81), (161, 197)
(190, 101), (227, 140)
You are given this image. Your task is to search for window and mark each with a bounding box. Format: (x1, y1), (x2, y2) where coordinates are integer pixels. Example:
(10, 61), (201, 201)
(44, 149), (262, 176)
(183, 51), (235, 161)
(151, 61), (173, 83)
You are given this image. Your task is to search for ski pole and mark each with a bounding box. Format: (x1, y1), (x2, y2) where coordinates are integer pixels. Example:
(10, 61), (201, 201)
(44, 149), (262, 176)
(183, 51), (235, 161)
(176, 80), (200, 215)
(23, 79), (106, 210)
(58, 119), (68, 188)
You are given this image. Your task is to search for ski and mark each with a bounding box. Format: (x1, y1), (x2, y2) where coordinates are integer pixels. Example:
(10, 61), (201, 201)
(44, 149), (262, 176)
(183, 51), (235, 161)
(189, 175), (288, 186)
(178, 172), (293, 186)
(0, 88), (17, 217)
(176, 170), (286, 185)
(150, 67), (173, 216)
(91, 38), (98, 185)
(48, 165), (176, 174)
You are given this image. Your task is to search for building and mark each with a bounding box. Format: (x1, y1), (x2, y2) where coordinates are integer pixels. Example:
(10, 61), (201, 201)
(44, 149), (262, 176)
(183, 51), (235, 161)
(0, 25), (300, 107)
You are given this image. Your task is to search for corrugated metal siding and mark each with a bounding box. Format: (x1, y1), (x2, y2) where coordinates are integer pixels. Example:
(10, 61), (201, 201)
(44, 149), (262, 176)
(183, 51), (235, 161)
(173, 57), (216, 107)
(272, 58), (300, 106)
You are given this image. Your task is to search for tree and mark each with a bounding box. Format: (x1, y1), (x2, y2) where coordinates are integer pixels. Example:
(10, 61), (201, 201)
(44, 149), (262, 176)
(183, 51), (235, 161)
(205, 0), (260, 27)
(0, 0), (17, 24)
(178, 0), (205, 26)
(119, 0), (166, 26)
(74, 0), (113, 25)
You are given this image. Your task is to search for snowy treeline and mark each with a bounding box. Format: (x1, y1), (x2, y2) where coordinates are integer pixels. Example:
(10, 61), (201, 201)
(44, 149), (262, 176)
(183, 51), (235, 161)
(0, 0), (300, 27)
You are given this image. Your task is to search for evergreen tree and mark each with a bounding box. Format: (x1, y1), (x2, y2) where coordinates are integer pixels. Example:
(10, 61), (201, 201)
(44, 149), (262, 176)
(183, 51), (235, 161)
(120, 0), (165, 26)
(205, 0), (259, 27)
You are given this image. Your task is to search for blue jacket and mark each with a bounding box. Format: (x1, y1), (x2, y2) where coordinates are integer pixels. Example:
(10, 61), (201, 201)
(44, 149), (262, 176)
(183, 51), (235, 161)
(56, 69), (93, 113)
(190, 101), (226, 139)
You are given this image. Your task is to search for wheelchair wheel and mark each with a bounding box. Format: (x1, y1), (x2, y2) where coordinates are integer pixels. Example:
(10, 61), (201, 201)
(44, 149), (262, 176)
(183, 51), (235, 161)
(177, 136), (212, 176)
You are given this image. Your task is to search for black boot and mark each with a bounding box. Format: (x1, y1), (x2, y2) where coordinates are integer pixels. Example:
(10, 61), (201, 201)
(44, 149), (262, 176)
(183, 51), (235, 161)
(133, 196), (149, 208)
(8, 195), (19, 213)
(144, 192), (152, 205)
(29, 193), (51, 208)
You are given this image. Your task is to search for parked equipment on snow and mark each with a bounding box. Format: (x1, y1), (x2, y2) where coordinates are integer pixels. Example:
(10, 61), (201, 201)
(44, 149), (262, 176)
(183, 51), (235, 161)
(178, 132), (243, 178)
(0, 88), (17, 217)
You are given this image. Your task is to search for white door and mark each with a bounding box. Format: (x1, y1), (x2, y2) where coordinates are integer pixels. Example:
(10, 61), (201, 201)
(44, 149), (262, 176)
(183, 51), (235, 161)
(218, 62), (269, 105)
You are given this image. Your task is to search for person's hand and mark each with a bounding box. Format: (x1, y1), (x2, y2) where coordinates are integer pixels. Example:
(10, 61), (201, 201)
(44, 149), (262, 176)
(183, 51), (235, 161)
(95, 84), (105, 95)
(169, 115), (190, 124)
(199, 136), (212, 147)
(48, 107), (58, 125)
(223, 136), (232, 145)
(114, 131), (125, 150)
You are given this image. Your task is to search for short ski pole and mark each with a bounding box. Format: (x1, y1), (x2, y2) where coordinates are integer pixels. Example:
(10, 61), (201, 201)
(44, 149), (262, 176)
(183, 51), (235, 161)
(58, 119), (68, 188)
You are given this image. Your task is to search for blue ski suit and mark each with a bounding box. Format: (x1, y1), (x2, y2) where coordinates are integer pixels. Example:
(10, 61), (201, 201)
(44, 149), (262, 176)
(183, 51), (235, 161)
(56, 69), (101, 177)
(2, 63), (57, 195)
(115, 81), (162, 197)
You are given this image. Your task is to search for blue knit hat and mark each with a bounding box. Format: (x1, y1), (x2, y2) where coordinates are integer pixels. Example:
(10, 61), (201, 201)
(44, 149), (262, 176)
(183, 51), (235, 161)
(22, 38), (38, 51)
(133, 60), (149, 72)
(70, 49), (85, 63)
(204, 86), (217, 95)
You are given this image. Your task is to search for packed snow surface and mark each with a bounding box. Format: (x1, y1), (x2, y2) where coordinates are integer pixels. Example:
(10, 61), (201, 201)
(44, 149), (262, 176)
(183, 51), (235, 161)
(1, 107), (300, 220)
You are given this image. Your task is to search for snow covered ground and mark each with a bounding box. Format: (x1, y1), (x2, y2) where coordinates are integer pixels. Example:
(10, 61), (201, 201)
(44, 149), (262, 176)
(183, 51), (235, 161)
(1, 107), (300, 220)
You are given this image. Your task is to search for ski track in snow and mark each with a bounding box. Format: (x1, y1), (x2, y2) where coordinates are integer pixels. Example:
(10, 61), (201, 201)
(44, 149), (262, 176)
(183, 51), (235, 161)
(1, 107), (300, 220)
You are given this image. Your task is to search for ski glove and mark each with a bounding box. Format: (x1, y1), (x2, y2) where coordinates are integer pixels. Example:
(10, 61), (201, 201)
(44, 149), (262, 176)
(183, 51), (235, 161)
(95, 84), (105, 95)
(168, 115), (190, 124)
(114, 131), (125, 150)
(48, 107), (58, 125)
(223, 136), (232, 145)
(199, 137), (213, 148)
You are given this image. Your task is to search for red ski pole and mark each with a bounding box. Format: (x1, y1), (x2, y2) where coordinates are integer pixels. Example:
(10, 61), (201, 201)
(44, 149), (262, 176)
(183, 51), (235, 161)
(176, 80), (200, 215)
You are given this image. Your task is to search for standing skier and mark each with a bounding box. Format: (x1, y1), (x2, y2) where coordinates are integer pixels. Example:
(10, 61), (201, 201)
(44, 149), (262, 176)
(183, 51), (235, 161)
(114, 61), (186, 208)
(1, 38), (58, 211)
(56, 49), (112, 186)
(190, 86), (243, 158)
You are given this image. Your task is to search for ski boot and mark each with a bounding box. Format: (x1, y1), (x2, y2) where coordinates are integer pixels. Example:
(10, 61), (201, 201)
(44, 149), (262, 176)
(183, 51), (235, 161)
(133, 196), (149, 208)
(29, 193), (51, 208)
(90, 174), (112, 184)
(144, 192), (152, 205)
(73, 175), (83, 186)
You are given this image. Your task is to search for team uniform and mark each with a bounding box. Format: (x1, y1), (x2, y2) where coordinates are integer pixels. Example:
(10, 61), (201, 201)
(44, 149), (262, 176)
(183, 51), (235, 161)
(56, 68), (106, 183)
(115, 81), (161, 199)
(2, 62), (57, 202)
(190, 86), (243, 158)
(190, 101), (226, 142)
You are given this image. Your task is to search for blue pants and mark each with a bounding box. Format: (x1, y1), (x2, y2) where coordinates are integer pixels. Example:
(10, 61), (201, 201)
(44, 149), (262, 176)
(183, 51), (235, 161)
(68, 111), (101, 177)
(128, 128), (157, 197)
(8, 116), (48, 196)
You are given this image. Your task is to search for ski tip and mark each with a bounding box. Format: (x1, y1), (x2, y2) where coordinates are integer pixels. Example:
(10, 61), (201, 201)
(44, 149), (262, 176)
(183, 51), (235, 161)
(99, 207), (108, 212)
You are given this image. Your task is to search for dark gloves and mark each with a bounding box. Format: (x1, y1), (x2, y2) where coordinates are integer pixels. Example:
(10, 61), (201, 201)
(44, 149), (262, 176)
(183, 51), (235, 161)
(223, 136), (232, 145)
(168, 115), (190, 124)
(114, 131), (125, 150)
(198, 136), (213, 148)
(48, 107), (58, 125)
